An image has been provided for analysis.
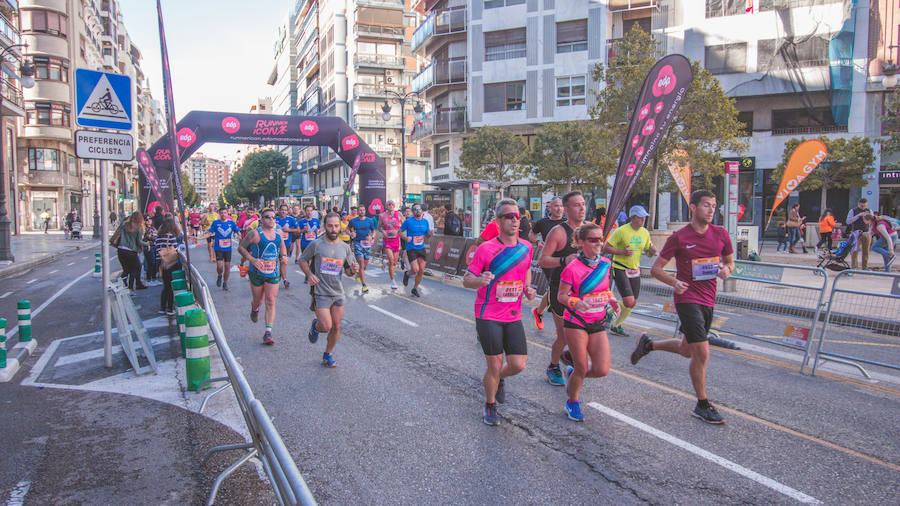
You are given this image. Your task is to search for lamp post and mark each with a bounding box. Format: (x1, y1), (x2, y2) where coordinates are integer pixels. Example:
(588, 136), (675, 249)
(381, 89), (424, 205)
(0, 44), (35, 262)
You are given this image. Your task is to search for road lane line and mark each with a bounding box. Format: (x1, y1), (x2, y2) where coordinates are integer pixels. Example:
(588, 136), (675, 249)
(368, 304), (418, 327)
(66, 261), (75, 266)
(6, 270), (92, 341)
(48, 269), (58, 274)
(25, 279), (37, 285)
(586, 402), (822, 504)
(6, 479), (31, 506)
(0, 291), (11, 299)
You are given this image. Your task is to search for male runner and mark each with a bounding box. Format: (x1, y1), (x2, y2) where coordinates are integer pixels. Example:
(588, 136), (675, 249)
(463, 198), (536, 426)
(275, 204), (299, 289)
(633, 189), (734, 424)
(238, 208), (288, 345)
(203, 204), (218, 262)
(348, 204), (376, 293)
(297, 204), (321, 276)
(538, 190), (586, 386)
(379, 200), (403, 290)
(528, 196), (564, 330)
(205, 207), (240, 291)
(400, 203), (432, 297)
(300, 213), (359, 367)
(603, 205), (657, 337)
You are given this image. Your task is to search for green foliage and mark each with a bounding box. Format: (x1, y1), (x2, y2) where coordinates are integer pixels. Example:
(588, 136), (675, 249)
(221, 150), (289, 204)
(529, 121), (612, 194)
(179, 171), (201, 207)
(880, 89), (900, 170)
(457, 126), (529, 190)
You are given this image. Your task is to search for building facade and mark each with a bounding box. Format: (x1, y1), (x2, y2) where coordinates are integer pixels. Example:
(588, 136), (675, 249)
(0, 1), (29, 237)
(185, 151), (227, 205)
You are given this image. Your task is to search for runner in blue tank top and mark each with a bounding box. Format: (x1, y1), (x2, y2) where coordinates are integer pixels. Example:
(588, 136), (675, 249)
(238, 208), (288, 345)
(275, 204), (299, 289)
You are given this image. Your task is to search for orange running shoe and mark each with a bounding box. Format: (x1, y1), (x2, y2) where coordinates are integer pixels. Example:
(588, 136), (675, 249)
(532, 306), (544, 330)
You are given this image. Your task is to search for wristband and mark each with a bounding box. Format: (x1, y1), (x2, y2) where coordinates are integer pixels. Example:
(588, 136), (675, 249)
(567, 297), (581, 311)
(560, 256), (566, 267)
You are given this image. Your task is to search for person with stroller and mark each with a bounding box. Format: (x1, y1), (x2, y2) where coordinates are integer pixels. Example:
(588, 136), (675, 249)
(64, 209), (77, 239)
(864, 213), (897, 272)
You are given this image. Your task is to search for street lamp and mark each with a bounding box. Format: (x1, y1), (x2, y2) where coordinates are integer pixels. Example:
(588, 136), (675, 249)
(0, 44), (35, 262)
(381, 89), (424, 205)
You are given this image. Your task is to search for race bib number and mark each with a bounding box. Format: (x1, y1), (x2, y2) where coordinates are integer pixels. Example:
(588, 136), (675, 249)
(305, 231), (317, 240)
(583, 292), (609, 313)
(413, 235), (424, 246)
(691, 257), (721, 281)
(626, 268), (641, 279)
(360, 239), (372, 248)
(495, 280), (523, 302)
(217, 238), (231, 249)
(320, 257), (343, 276)
(258, 259), (277, 274)
(386, 230), (397, 238)
(281, 230), (291, 241)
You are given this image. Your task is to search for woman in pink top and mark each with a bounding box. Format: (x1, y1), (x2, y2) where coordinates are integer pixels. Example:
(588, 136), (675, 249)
(379, 200), (403, 289)
(557, 222), (618, 422)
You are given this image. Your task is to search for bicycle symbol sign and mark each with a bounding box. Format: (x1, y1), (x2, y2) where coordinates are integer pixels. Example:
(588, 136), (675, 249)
(75, 69), (132, 130)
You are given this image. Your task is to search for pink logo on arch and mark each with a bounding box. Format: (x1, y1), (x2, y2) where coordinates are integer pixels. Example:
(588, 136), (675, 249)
(642, 118), (656, 136)
(654, 101), (665, 114)
(342, 134), (360, 151)
(299, 120), (319, 136)
(434, 241), (444, 260)
(638, 103), (651, 121)
(221, 116), (240, 134)
(626, 164), (637, 176)
(368, 198), (384, 216)
(177, 128), (196, 148)
(140, 151), (150, 165)
(652, 65), (677, 97)
(631, 135), (640, 148)
(634, 146), (645, 160)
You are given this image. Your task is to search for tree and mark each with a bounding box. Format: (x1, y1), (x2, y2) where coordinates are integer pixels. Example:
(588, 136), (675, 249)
(179, 171), (201, 207)
(880, 89), (900, 169)
(770, 136), (873, 214)
(223, 150), (289, 203)
(589, 25), (747, 227)
(457, 126), (529, 194)
(529, 121), (612, 194)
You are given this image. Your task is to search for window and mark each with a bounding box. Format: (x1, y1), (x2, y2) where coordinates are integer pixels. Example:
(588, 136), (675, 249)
(484, 81), (525, 112)
(704, 43), (747, 74)
(737, 111), (753, 135)
(758, 35), (831, 70)
(485, 28), (526, 61)
(29, 148), (60, 171)
(758, 0), (842, 10)
(26, 103), (71, 126)
(436, 142), (450, 167)
(358, 41), (395, 55)
(705, 0), (750, 18)
(556, 76), (586, 106)
(32, 57), (69, 82)
(771, 107), (837, 133)
(557, 20), (588, 53)
(484, 0), (526, 8)
(21, 9), (68, 37)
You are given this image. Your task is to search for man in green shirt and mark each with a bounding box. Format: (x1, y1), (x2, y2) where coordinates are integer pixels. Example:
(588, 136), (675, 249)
(603, 205), (657, 336)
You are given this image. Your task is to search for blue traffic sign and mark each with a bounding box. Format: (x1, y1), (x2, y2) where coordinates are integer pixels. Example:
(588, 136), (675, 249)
(75, 69), (132, 130)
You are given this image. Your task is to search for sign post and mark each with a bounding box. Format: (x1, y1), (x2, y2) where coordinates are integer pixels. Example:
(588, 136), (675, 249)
(471, 182), (481, 239)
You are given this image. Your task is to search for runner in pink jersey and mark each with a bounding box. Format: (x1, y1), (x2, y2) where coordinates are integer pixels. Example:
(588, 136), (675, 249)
(557, 222), (618, 422)
(379, 200), (403, 290)
(463, 199), (536, 426)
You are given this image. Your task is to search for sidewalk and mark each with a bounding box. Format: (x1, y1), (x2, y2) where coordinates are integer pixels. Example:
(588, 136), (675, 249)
(1, 232), (101, 280)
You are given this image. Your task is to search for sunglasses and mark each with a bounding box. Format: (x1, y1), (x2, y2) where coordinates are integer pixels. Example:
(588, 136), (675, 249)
(499, 213), (520, 220)
(584, 237), (603, 244)
(262, 215), (276, 219)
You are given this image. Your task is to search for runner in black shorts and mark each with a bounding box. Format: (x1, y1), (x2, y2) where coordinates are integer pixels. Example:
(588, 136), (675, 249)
(528, 196), (564, 330)
(632, 190), (734, 425)
(603, 205), (657, 336)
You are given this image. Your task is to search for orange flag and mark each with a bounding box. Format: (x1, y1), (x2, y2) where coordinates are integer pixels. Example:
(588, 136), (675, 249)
(668, 149), (691, 208)
(767, 139), (827, 226)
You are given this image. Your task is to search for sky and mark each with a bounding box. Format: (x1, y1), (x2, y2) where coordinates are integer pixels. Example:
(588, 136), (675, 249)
(118, 0), (293, 160)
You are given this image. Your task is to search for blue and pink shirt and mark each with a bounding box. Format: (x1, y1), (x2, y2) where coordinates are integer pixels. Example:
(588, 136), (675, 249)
(467, 238), (533, 322)
(560, 255), (614, 324)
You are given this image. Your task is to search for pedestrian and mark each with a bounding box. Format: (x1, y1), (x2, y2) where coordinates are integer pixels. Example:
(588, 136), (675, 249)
(864, 213), (897, 272)
(155, 217), (183, 315)
(142, 215), (159, 284)
(113, 211), (149, 292)
(634, 189), (734, 424)
(64, 209), (76, 239)
(238, 208), (288, 345)
(348, 204), (376, 293)
(816, 209), (836, 253)
(41, 209), (51, 233)
(463, 198), (536, 426)
(847, 198), (871, 269)
(604, 205), (658, 337)
(528, 196), (564, 330)
(776, 221), (789, 252)
(443, 204), (463, 236)
(400, 203), (432, 297)
(786, 203), (804, 253)
(517, 206), (532, 238)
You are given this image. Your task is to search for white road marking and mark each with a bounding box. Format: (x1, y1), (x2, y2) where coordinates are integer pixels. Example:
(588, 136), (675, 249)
(586, 402), (822, 504)
(0, 291), (11, 299)
(7, 270), (93, 341)
(48, 269), (58, 274)
(66, 261), (75, 266)
(6, 480), (31, 506)
(25, 279), (37, 285)
(54, 335), (175, 367)
(367, 305), (418, 327)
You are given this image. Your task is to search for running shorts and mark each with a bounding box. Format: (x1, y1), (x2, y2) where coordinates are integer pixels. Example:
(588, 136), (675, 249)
(548, 273), (565, 318)
(675, 302), (714, 343)
(612, 267), (641, 300)
(214, 250), (232, 263)
(249, 271), (280, 286)
(563, 318), (608, 335)
(475, 318), (527, 356)
(314, 294), (345, 309)
(407, 249), (427, 262)
(383, 236), (400, 252)
(353, 241), (372, 260)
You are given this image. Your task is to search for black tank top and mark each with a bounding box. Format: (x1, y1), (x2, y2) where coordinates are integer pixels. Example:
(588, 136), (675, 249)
(550, 222), (578, 283)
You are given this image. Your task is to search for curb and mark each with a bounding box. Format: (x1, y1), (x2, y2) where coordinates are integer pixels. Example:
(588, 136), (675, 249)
(0, 339), (37, 382)
(0, 241), (101, 281)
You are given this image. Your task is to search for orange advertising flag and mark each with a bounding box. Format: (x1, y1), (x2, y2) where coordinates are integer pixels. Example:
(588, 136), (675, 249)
(668, 149), (691, 207)
(767, 139), (828, 226)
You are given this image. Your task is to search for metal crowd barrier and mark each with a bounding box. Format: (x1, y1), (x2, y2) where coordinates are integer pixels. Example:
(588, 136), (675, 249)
(811, 269), (900, 378)
(180, 254), (317, 506)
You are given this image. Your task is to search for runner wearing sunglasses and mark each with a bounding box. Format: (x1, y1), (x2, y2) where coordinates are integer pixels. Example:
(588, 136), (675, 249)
(238, 209), (288, 345)
(603, 205), (657, 337)
(400, 204), (432, 297)
(557, 222), (618, 421)
(198, 207), (240, 291)
(528, 197), (564, 330)
(464, 198), (536, 426)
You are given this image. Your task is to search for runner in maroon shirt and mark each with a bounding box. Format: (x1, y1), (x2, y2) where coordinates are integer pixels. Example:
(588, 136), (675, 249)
(632, 189), (734, 424)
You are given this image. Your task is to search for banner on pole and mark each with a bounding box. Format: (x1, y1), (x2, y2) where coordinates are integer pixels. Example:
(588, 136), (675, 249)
(766, 139), (828, 226)
(668, 148), (691, 207)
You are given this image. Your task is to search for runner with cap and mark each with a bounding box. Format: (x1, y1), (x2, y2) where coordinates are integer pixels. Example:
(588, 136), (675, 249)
(238, 208), (288, 345)
(603, 205), (657, 337)
(203, 204), (218, 262)
(463, 198), (536, 426)
(631, 189), (734, 424)
(528, 196), (564, 330)
(379, 200), (403, 290)
(400, 203), (432, 297)
(275, 204), (299, 289)
(348, 204), (376, 293)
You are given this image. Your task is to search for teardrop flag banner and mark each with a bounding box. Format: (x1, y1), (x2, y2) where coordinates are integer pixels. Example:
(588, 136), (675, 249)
(668, 148), (691, 208)
(766, 139), (828, 226)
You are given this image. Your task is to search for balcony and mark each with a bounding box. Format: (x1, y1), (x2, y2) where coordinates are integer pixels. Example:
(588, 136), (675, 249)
(354, 83), (406, 98)
(0, 76), (23, 116)
(411, 6), (466, 53)
(434, 106), (466, 135)
(412, 64), (432, 93)
(412, 57), (466, 94)
(354, 53), (405, 69)
(0, 12), (20, 47)
(353, 111), (402, 129)
(356, 0), (404, 7)
(355, 24), (405, 39)
(770, 124), (848, 136)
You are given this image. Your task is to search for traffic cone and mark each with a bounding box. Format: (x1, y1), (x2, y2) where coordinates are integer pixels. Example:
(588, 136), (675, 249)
(17, 301), (31, 342)
(184, 308), (211, 391)
(93, 253), (101, 277)
(0, 318), (6, 369)
(174, 291), (195, 356)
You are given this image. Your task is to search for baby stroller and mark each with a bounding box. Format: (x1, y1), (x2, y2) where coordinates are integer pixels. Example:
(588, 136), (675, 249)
(816, 231), (856, 272)
(69, 220), (83, 240)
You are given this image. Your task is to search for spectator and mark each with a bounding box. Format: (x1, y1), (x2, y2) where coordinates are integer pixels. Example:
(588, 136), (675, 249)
(518, 206), (532, 238)
(816, 209), (836, 253)
(443, 204), (463, 236)
(64, 209), (77, 238)
(786, 203), (804, 254)
(142, 215), (159, 284)
(423, 204), (436, 232)
(864, 213), (896, 272)
(151, 205), (165, 230)
(776, 221), (789, 252)
(847, 198), (871, 269)
(155, 217), (183, 315)
(113, 212), (148, 292)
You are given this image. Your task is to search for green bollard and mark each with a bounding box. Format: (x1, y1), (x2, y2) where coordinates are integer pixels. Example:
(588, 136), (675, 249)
(93, 252), (101, 277)
(17, 301), (31, 342)
(174, 291), (195, 356)
(172, 278), (187, 294)
(0, 318), (6, 369)
(184, 308), (210, 391)
(172, 270), (185, 281)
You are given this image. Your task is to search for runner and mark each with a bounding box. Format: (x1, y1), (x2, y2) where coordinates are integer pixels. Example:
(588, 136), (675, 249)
(399, 206), (412, 271)
(632, 189), (734, 424)
(339, 212), (352, 244)
(379, 200), (403, 290)
(297, 204), (321, 276)
(204, 207), (240, 291)
(203, 204), (218, 262)
(528, 196), (564, 330)
(538, 190), (586, 386)
(299, 212), (359, 367)
(290, 204), (303, 262)
(237, 208), (288, 345)
(603, 205), (657, 337)
(463, 198), (536, 426)
(348, 204), (376, 293)
(237, 207), (259, 271)
(275, 204), (299, 289)
(557, 222), (619, 421)
(189, 208), (201, 237)
(400, 203), (432, 297)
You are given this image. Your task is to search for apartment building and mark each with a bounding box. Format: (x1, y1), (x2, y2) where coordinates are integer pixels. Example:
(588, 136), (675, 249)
(0, 1), (30, 238)
(186, 152), (228, 205)
(267, 19), (298, 190)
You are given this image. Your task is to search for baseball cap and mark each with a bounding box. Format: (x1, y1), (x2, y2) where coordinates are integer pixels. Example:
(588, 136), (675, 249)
(386, 199), (395, 205)
(629, 205), (650, 218)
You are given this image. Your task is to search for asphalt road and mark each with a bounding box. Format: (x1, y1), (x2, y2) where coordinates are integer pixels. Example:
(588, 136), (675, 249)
(195, 251), (900, 504)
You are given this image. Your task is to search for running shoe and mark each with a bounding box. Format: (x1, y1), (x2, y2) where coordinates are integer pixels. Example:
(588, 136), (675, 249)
(495, 379), (506, 404)
(565, 365), (574, 385)
(403, 270), (410, 287)
(308, 319), (320, 343)
(322, 352), (337, 368)
(361, 284), (369, 294)
(565, 399), (584, 422)
(216, 275), (222, 287)
(483, 402), (500, 426)
(630, 333), (652, 365)
(560, 350), (574, 368)
(222, 282), (229, 291)
(262, 331), (274, 346)
(158, 309), (166, 315)
(532, 307), (544, 330)
(609, 324), (628, 337)
(250, 308), (259, 323)
(411, 287), (421, 297)
(166, 309), (176, 316)
(283, 279), (291, 289)
(391, 279), (398, 290)
(888, 254), (896, 268)
(546, 364), (565, 386)
(692, 404), (726, 425)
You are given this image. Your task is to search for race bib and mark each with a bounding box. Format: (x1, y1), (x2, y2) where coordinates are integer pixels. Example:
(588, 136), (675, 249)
(413, 235), (424, 246)
(495, 280), (523, 302)
(626, 268), (641, 279)
(281, 230), (291, 241)
(305, 231), (317, 240)
(258, 259), (277, 274)
(217, 238), (231, 249)
(320, 257), (343, 276)
(691, 257), (721, 281)
(386, 230), (397, 238)
(583, 292), (610, 313)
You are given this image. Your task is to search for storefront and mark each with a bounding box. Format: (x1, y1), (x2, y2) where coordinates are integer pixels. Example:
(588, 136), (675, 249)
(879, 170), (900, 217)
(31, 190), (60, 231)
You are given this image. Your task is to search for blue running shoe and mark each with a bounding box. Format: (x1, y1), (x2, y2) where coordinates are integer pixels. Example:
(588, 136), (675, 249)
(565, 365), (574, 385)
(546, 364), (565, 386)
(322, 352), (336, 367)
(308, 319), (320, 344)
(566, 399), (584, 422)
(483, 402), (500, 426)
